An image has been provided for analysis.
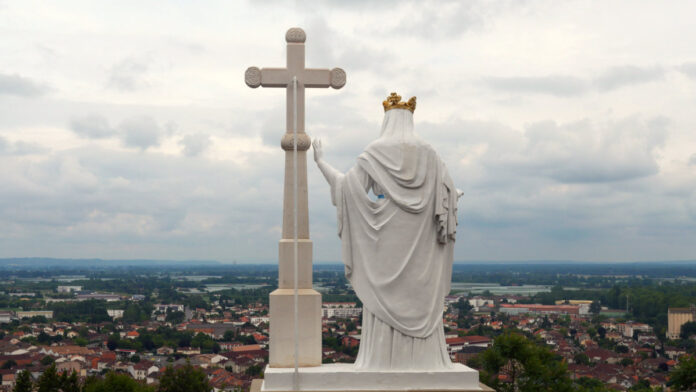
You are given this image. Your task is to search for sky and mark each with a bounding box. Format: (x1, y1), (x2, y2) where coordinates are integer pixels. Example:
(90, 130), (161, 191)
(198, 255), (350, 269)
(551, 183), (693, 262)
(1, 0), (695, 263)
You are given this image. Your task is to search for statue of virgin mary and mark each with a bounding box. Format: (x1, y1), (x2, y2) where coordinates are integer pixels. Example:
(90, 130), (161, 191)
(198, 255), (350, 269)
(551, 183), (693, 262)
(313, 93), (461, 371)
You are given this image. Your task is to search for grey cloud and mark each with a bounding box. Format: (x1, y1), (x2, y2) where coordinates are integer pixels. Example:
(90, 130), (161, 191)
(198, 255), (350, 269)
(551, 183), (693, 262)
(0, 144), (287, 260)
(179, 134), (212, 157)
(0, 73), (47, 97)
(485, 75), (588, 97)
(0, 135), (47, 156)
(594, 65), (664, 91)
(69, 115), (117, 139)
(493, 116), (669, 183)
(689, 154), (696, 166)
(118, 116), (161, 150)
(678, 62), (696, 79)
(108, 58), (150, 91)
(485, 65), (667, 97)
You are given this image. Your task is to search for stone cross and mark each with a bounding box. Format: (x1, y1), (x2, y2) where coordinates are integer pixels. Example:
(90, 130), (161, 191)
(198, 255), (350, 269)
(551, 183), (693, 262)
(244, 27), (345, 368)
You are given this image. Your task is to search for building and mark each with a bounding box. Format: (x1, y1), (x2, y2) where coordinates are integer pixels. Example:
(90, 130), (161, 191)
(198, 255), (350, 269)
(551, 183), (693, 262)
(445, 336), (492, 354)
(618, 322), (652, 338)
(0, 312), (14, 323)
(16, 310), (53, 319)
(499, 304), (580, 316)
(76, 293), (120, 302)
(107, 309), (124, 319)
(153, 304), (185, 313)
(57, 285), (82, 293)
(667, 305), (696, 340)
(322, 302), (362, 318)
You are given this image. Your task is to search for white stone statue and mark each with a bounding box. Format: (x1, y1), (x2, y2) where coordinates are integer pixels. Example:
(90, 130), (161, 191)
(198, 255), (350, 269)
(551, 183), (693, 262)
(313, 93), (461, 371)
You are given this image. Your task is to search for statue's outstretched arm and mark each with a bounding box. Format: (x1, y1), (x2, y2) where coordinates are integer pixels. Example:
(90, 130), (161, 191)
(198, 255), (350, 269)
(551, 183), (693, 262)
(312, 138), (343, 189)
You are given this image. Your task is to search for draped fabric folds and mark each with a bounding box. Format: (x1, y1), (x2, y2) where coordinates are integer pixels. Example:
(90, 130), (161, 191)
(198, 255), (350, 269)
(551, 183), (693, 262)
(327, 109), (458, 370)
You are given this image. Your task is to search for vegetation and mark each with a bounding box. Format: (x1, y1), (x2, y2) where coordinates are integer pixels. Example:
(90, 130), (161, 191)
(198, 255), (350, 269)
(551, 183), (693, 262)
(157, 363), (211, 392)
(474, 332), (575, 392)
(669, 355), (696, 391)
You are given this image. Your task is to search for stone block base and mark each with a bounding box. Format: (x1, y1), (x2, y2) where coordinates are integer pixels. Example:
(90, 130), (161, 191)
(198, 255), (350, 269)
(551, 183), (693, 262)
(269, 288), (322, 367)
(255, 363), (491, 391)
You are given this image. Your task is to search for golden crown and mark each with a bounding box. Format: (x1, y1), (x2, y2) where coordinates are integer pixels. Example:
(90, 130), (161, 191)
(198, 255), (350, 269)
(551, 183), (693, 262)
(383, 92), (416, 113)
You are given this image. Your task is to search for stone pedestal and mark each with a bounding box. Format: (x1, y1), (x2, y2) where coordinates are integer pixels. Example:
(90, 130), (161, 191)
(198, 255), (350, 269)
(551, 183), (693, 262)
(253, 363), (491, 392)
(269, 288), (322, 367)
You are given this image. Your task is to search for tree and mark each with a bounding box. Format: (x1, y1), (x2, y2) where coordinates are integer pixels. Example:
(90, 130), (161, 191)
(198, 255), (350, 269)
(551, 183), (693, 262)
(41, 355), (55, 366)
(597, 326), (607, 340)
(107, 333), (120, 351)
(158, 363), (211, 392)
(13, 370), (32, 392)
(166, 311), (185, 324)
(670, 355), (696, 391)
(680, 321), (696, 340)
(574, 353), (591, 366)
(2, 359), (17, 369)
(59, 371), (80, 392)
(479, 332), (574, 392)
(590, 301), (601, 314)
(83, 371), (154, 392)
(223, 330), (235, 342)
(36, 364), (61, 392)
(615, 345), (629, 354)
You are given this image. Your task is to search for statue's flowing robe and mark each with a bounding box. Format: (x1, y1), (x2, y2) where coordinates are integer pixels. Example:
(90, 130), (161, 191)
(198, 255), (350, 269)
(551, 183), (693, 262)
(329, 137), (458, 370)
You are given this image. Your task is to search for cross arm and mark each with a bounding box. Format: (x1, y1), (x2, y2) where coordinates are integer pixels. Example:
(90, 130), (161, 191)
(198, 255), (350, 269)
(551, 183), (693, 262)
(245, 67), (290, 88)
(303, 69), (331, 88)
(306, 67), (346, 89)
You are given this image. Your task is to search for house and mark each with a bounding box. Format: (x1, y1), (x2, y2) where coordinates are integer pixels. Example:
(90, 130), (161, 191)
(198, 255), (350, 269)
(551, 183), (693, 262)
(129, 361), (158, 380)
(125, 331), (140, 340)
(445, 336), (492, 354)
(57, 361), (84, 376)
(2, 373), (15, 387)
(177, 347), (201, 355)
(156, 346), (174, 355)
(341, 335), (360, 348)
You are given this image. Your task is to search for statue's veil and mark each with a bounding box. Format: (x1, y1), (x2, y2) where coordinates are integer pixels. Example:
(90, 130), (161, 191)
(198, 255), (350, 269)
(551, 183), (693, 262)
(379, 108), (416, 141)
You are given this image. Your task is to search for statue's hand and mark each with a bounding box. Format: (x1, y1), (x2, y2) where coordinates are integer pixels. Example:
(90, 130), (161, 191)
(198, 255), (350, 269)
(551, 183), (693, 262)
(456, 189), (464, 199)
(312, 138), (323, 162)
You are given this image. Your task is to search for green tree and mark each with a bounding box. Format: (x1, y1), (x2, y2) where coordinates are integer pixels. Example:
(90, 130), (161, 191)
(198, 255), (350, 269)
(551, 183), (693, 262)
(479, 332), (574, 392)
(590, 301), (601, 314)
(37, 364), (61, 392)
(59, 371), (80, 392)
(158, 363), (211, 392)
(574, 353), (591, 366)
(166, 311), (185, 324)
(2, 359), (17, 369)
(680, 321), (696, 340)
(13, 370), (32, 392)
(223, 330), (235, 342)
(107, 333), (120, 351)
(670, 355), (696, 391)
(41, 355), (55, 366)
(84, 371), (154, 392)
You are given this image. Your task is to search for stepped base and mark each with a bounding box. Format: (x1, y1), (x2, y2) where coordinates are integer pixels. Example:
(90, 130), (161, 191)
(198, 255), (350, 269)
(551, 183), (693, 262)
(255, 363), (490, 392)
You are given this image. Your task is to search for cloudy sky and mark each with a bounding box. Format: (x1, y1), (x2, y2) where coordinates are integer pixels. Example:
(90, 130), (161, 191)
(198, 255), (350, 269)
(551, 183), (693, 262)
(1, 1), (695, 263)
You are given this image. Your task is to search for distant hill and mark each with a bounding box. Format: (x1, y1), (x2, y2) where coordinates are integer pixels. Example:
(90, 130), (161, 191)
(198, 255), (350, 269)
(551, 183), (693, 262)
(0, 257), (222, 269)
